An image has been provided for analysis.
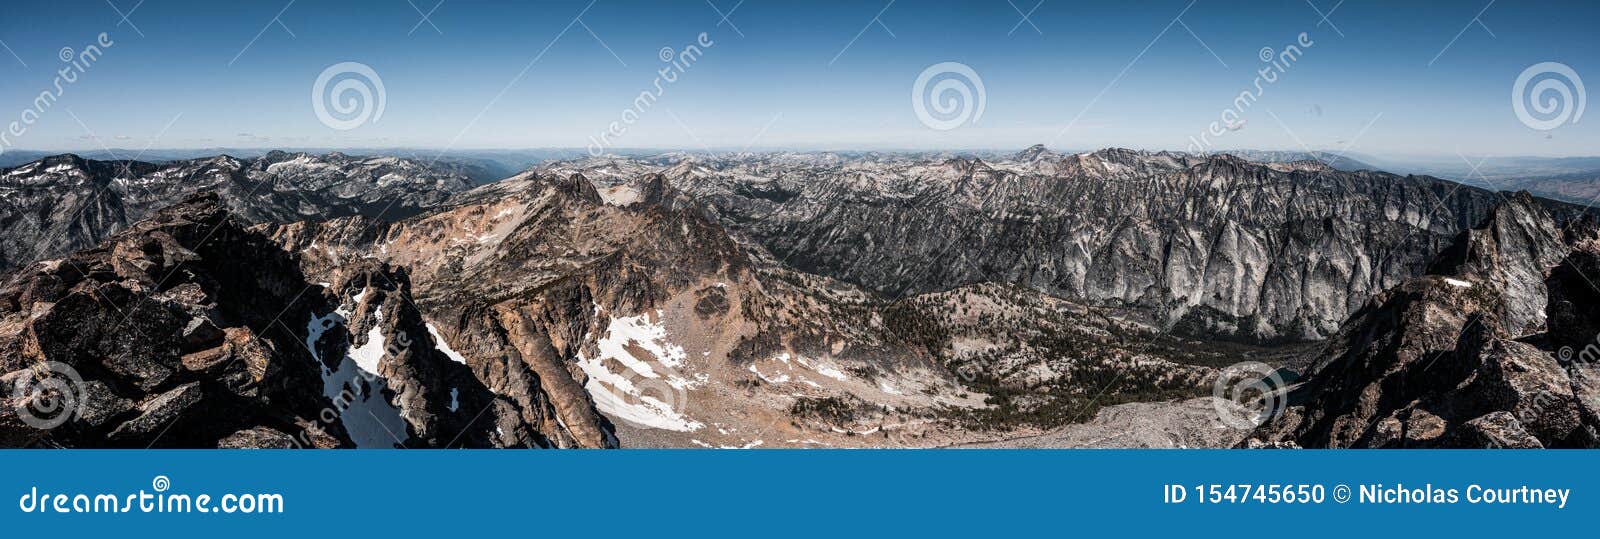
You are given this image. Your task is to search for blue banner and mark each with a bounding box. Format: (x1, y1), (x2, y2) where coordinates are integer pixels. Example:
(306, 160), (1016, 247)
(2, 450), (1593, 537)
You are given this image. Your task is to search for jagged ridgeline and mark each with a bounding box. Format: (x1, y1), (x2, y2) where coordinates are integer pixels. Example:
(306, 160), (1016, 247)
(2, 148), (1598, 448)
(0, 151), (490, 271)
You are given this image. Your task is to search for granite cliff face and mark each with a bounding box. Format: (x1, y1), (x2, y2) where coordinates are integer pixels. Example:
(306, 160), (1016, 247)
(546, 148), (1586, 343)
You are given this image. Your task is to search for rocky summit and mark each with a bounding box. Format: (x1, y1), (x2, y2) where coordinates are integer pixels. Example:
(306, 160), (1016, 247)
(4, 147), (1600, 449)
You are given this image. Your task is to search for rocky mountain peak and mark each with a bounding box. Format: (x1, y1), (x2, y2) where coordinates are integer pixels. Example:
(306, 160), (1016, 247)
(1427, 190), (1568, 335)
(556, 173), (605, 205)
(1014, 144), (1058, 162)
(1083, 147), (1144, 163)
(37, 153), (90, 169)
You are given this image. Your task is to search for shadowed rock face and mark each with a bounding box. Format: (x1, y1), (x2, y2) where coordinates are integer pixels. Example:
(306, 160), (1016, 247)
(1427, 192), (1570, 336)
(310, 262), (547, 449)
(0, 193), (351, 448)
(1544, 243), (1600, 444)
(1242, 280), (1511, 448)
(1247, 228), (1600, 448)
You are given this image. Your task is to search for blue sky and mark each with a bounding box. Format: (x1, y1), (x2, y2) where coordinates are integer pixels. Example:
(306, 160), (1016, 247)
(0, 0), (1594, 157)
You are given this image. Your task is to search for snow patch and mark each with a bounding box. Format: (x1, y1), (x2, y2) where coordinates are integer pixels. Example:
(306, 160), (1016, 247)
(754, 352), (849, 385)
(574, 312), (702, 432)
(748, 364), (790, 384)
(305, 311), (343, 364)
(597, 185), (642, 206)
(426, 323), (469, 364)
(347, 311), (388, 375)
(1444, 278), (1473, 288)
(593, 312), (688, 370)
(312, 289), (409, 448)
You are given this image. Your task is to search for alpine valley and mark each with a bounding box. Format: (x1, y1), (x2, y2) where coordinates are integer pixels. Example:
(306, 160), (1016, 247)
(4, 146), (1600, 449)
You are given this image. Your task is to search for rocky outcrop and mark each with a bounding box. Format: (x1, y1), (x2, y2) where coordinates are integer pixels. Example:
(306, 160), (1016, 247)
(1545, 242), (1600, 353)
(1427, 192), (1569, 336)
(1544, 244), (1600, 444)
(1243, 278), (1491, 448)
(310, 263), (501, 448)
(1248, 236), (1600, 448)
(0, 193), (351, 448)
(300, 256), (621, 449)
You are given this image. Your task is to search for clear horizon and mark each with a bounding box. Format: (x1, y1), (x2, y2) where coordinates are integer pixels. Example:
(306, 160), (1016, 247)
(5, 145), (1595, 164)
(0, 0), (1594, 158)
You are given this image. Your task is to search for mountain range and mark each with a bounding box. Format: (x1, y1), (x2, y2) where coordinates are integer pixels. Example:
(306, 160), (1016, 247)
(3, 146), (1598, 448)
